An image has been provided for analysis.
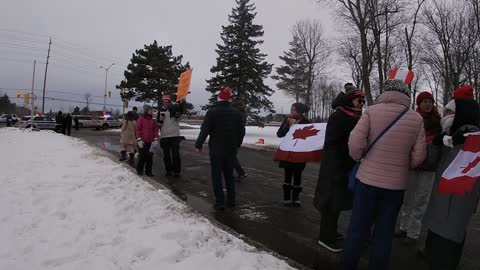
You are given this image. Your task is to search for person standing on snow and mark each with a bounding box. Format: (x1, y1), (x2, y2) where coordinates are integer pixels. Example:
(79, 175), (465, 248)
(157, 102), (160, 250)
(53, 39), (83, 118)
(314, 85), (365, 253)
(63, 113), (72, 136)
(342, 79), (426, 270)
(276, 102), (310, 207)
(136, 105), (159, 177)
(131, 106), (139, 121)
(232, 98), (248, 181)
(195, 87), (245, 210)
(158, 94), (184, 177)
(423, 85), (480, 270)
(396, 91), (441, 246)
(120, 111), (137, 164)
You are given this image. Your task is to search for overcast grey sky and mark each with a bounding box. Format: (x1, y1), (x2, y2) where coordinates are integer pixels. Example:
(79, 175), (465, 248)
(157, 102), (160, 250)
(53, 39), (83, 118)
(0, 0), (338, 114)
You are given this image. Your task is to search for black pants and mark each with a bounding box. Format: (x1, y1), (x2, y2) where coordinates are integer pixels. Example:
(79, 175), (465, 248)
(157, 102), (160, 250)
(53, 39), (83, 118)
(137, 143), (153, 174)
(284, 167), (302, 186)
(319, 204), (341, 244)
(66, 127), (71, 136)
(160, 137), (181, 173)
(210, 153), (235, 207)
(426, 230), (465, 270)
(233, 155), (245, 176)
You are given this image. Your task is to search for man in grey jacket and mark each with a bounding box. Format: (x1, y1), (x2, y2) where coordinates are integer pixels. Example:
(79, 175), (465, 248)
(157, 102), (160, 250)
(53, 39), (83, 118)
(158, 95), (184, 177)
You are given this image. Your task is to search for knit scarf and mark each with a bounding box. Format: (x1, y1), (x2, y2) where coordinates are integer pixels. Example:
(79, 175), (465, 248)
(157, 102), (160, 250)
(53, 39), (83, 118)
(416, 108), (441, 134)
(338, 106), (362, 120)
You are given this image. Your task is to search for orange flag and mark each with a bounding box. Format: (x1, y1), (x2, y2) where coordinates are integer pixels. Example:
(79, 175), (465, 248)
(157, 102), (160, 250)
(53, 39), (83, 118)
(176, 69), (193, 101)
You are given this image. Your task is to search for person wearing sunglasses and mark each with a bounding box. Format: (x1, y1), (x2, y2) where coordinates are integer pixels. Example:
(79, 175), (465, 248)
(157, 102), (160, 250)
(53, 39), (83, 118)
(314, 84), (365, 252)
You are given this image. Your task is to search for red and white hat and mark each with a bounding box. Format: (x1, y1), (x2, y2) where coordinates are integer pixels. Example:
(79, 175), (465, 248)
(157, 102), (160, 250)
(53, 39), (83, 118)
(388, 67), (415, 85)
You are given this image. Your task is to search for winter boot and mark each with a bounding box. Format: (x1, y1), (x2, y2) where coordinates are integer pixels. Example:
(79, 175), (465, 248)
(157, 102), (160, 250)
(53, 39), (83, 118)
(119, 150), (127, 161)
(292, 186), (303, 207)
(283, 184), (292, 205)
(128, 153), (135, 165)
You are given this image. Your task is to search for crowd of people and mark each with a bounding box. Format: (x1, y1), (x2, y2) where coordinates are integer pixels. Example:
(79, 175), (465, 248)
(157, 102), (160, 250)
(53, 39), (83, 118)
(112, 81), (479, 269)
(55, 111), (73, 135)
(192, 81), (478, 270)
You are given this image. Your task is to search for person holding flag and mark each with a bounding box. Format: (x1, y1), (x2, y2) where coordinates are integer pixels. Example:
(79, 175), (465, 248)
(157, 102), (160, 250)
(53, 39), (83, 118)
(423, 85), (480, 270)
(276, 102), (310, 207)
(157, 94), (185, 177)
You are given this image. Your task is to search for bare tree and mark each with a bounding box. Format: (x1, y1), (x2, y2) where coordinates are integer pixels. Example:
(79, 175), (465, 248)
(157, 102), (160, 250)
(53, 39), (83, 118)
(421, 0), (479, 105)
(292, 19), (332, 113)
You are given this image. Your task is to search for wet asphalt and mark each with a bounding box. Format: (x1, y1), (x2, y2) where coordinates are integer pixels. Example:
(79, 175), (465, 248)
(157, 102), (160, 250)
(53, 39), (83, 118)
(71, 127), (480, 270)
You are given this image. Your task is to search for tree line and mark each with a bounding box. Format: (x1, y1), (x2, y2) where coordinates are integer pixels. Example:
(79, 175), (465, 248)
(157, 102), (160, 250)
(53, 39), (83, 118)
(115, 0), (480, 123)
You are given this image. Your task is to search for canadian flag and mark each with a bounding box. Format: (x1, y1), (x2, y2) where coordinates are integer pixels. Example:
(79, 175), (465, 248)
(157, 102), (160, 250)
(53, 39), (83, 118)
(389, 67), (415, 85)
(438, 132), (480, 194)
(273, 123), (326, 163)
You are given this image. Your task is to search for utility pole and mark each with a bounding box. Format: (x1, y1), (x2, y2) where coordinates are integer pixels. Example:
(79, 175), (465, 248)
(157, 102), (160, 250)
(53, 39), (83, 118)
(31, 60), (36, 127)
(100, 63), (114, 113)
(41, 37), (52, 114)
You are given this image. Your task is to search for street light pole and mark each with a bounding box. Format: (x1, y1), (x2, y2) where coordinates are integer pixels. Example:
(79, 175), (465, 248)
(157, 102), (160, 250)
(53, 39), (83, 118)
(100, 63), (114, 113)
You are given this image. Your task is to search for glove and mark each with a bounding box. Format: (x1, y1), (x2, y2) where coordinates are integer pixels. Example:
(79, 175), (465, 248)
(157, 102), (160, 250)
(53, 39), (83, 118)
(137, 138), (144, 149)
(150, 139), (159, 153)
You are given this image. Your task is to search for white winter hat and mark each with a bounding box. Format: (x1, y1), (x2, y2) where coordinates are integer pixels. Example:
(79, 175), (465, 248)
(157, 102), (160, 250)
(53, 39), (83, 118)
(444, 99), (456, 114)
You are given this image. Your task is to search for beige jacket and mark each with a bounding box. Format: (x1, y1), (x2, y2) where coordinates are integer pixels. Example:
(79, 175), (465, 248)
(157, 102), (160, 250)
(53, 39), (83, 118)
(348, 91), (427, 190)
(120, 120), (136, 145)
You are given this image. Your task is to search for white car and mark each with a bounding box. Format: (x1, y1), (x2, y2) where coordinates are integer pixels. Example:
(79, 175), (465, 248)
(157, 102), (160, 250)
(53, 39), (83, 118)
(95, 116), (122, 130)
(0, 114), (18, 123)
(15, 115), (61, 131)
(72, 115), (97, 128)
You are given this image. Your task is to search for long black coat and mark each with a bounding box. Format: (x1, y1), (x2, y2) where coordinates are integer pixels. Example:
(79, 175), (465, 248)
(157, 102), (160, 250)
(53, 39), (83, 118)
(195, 101), (245, 156)
(313, 108), (359, 212)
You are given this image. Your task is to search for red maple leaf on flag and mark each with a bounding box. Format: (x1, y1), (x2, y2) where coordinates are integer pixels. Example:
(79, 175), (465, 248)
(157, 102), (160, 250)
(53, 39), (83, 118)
(292, 125), (320, 146)
(461, 156), (480, 174)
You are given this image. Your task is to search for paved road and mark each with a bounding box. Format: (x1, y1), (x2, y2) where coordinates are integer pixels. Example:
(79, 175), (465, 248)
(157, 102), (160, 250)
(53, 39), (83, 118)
(73, 128), (480, 270)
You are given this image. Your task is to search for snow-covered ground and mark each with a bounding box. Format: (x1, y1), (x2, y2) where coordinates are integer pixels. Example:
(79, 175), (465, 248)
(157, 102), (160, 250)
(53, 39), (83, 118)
(0, 128), (294, 270)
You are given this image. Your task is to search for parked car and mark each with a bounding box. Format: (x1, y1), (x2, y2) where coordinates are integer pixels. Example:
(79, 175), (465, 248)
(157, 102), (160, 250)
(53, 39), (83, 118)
(95, 116), (122, 130)
(15, 115), (61, 131)
(0, 114), (18, 124)
(72, 115), (97, 128)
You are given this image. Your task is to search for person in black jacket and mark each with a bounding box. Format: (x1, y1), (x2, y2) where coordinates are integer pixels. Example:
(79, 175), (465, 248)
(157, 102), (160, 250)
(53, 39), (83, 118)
(195, 87), (246, 210)
(63, 113), (73, 136)
(313, 85), (364, 253)
(277, 102), (310, 207)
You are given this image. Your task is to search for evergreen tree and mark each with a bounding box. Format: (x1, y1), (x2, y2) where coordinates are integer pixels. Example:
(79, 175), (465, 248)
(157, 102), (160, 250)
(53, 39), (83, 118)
(0, 93), (16, 114)
(117, 41), (190, 108)
(205, 0), (274, 120)
(73, 106), (81, 115)
(272, 36), (309, 103)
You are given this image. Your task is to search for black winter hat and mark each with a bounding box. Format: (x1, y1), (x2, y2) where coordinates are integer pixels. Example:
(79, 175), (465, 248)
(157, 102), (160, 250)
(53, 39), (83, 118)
(450, 99), (480, 135)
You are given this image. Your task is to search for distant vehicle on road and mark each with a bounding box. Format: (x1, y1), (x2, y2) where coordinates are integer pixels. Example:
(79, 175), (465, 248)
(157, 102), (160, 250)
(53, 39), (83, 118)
(0, 114), (18, 124)
(15, 115), (61, 131)
(95, 116), (121, 130)
(72, 115), (97, 128)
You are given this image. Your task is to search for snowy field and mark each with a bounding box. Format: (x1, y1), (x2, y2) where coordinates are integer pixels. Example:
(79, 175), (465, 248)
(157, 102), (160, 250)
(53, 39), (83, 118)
(0, 128), (294, 270)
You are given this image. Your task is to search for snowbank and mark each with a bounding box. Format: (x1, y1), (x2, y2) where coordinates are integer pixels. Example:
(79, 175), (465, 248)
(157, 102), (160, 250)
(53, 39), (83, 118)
(0, 128), (294, 270)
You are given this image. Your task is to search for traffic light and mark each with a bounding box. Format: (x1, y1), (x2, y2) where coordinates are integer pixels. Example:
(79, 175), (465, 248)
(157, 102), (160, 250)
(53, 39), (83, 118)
(24, 93), (30, 104)
(16, 91), (21, 98)
(108, 90), (112, 97)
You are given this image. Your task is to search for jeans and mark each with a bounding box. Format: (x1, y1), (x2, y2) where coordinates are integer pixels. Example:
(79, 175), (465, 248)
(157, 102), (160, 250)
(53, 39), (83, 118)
(160, 137), (181, 173)
(137, 143), (153, 174)
(341, 181), (404, 270)
(210, 153), (235, 206)
(399, 171), (435, 239)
